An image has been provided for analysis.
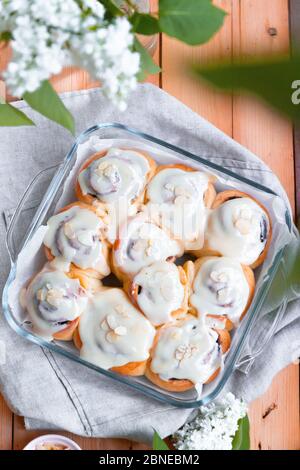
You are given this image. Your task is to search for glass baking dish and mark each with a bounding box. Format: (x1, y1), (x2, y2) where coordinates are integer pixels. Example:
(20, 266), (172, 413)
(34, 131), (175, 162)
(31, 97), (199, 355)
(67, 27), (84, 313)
(2, 123), (294, 408)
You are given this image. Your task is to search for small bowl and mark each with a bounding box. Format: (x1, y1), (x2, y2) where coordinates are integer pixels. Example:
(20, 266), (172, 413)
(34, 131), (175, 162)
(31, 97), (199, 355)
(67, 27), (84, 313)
(23, 434), (81, 450)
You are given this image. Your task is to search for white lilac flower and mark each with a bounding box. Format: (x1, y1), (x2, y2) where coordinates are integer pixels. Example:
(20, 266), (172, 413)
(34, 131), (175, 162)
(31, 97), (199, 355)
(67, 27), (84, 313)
(173, 393), (248, 451)
(0, 0), (139, 109)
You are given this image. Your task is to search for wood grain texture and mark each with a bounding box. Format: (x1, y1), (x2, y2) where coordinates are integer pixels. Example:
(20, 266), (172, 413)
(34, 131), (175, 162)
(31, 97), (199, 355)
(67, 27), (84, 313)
(0, 396), (13, 450)
(248, 365), (300, 450)
(162, 0), (299, 451)
(0, 0), (298, 451)
(290, 0), (300, 220)
(161, 0), (233, 136)
(12, 415), (149, 451)
(232, 0), (295, 207)
(231, 0), (298, 450)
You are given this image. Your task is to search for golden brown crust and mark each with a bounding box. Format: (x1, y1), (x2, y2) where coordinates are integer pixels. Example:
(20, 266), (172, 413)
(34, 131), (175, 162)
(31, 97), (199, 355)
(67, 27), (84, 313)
(192, 190), (272, 267)
(67, 264), (102, 291)
(72, 325), (82, 349)
(111, 360), (147, 377)
(184, 256), (255, 327)
(110, 238), (129, 283)
(145, 365), (194, 392)
(73, 327), (147, 376)
(145, 321), (231, 392)
(53, 316), (80, 341)
(75, 148), (157, 206)
(216, 328), (231, 354)
(124, 264), (189, 325)
(44, 202), (110, 279)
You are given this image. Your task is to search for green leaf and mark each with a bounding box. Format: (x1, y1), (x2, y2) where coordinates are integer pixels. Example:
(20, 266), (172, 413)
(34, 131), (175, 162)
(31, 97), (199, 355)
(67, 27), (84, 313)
(134, 37), (161, 81)
(286, 239), (300, 290)
(194, 54), (300, 123)
(0, 31), (12, 42)
(158, 0), (226, 46)
(130, 12), (160, 35)
(152, 430), (170, 450)
(232, 415), (250, 450)
(100, 0), (124, 18)
(24, 81), (75, 134)
(0, 103), (35, 126)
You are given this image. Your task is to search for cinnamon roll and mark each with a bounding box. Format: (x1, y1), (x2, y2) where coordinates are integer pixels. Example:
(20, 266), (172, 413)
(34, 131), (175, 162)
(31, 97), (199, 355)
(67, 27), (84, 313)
(145, 164), (216, 250)
(145, 315), (231, 392)
(126, 261), (189, 326)
(112, 213), (184, 281)
(21, 261), (89, 341)
(194, 190), (272, 268)
(76, 147), (156, 206)
(44, 202), (110, 279)
(76, 147), (156, 244)
(185, 256), (255, 329)
(73, 288), (156, 376)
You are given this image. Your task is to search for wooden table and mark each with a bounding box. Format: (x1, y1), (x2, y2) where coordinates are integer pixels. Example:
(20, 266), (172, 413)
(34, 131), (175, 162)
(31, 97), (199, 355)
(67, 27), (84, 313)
(0, 0), (299, 450)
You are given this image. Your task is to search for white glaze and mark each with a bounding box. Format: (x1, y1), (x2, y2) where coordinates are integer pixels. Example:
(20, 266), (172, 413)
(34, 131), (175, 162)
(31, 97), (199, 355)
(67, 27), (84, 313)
(24, 263), (88, 340)
(134, 261), (185, 326)
(113, 214), (183, 277)
(79, 288), (156, 369)
(93, 194), (138, 245)
(206, 197), (269, 265)
(78, 147), (150, 204)
(150, 316), (221, 384)
(44, 205), (110, 276)
(146, 168), (210, 249)
(190, 257), (250, 326)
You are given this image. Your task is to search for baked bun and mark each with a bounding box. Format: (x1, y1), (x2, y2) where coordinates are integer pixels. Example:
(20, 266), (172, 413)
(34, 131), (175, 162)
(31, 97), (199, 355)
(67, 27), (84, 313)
(22, 261), (91, 341)
(74, 288), (156, 376)
(126, 261), (189, 326)
(145, 315), (231, 392)
(193, 190), (272, 268)
(144, 164), (216, 250)
(185, 256), (255, 329)
(44, 202), (110, 279)
(76, 147), (156, 204)
(112, 213), (183, 282)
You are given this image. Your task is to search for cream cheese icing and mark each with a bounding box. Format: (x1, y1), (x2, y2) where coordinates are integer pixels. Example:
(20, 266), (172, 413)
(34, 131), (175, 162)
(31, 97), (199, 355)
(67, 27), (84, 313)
(134, 261), (185, 326)
(78, 147), (150, 204)
(205, 197), (269, 265)
(146, 168), (210, 249)
(79, 288), (156, 370)
(24, 263), (88, 340)
(150, 316), (222, 384)
(190, 257), (250, 326)
(44, 205), (110, 276)
(113, 214), (183, 277)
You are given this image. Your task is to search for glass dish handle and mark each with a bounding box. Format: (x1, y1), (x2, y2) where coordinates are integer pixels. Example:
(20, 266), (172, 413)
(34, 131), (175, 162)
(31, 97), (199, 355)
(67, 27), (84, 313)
(235, 257), (289, 374)
(6, 164), (60, 264)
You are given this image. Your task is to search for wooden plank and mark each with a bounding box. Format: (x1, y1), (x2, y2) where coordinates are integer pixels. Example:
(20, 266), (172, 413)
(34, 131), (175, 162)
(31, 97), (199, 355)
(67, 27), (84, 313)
(290, 0), (300, 220)
(0, 77), (14, 451)
(232, 0), (295, 207)
(248, 365), (300, 450)
(231, 0), (299, 450)
(12, 415), (149, 450)
(161, 0), (233, 136)
(162, 0), (299, 451)
(0, 396), (13, 450)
